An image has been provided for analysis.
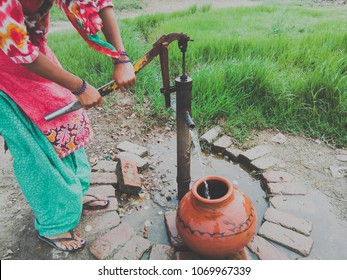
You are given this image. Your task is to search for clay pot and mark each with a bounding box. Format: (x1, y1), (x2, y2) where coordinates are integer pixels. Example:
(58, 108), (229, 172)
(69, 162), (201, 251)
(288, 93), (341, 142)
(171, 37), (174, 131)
(176, 175), (257, 259)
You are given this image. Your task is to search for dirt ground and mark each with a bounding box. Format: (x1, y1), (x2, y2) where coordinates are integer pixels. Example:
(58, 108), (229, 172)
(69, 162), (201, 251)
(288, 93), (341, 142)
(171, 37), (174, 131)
(119, 0), (261, 17)
(1, 0), (346, 260)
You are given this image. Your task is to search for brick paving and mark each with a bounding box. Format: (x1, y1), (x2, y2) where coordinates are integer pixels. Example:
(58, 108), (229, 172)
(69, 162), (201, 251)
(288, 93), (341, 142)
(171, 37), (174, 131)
(1, 129), (346, 260)
(72, 134), (320, 261)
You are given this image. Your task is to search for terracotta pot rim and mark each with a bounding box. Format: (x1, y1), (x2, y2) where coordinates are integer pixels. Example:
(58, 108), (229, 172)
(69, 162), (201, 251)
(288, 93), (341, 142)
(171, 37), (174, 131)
(191, 175), (233, 204)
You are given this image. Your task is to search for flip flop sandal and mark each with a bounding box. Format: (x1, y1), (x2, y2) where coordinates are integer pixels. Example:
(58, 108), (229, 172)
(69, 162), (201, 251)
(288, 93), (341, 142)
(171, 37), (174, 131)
(38, 230), (86, 252)
(83, 194), (110, 210)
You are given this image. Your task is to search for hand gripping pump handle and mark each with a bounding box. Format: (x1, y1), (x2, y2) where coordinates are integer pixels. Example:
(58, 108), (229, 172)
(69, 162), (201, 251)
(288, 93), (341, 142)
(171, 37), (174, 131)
(44, 33), (192, 122)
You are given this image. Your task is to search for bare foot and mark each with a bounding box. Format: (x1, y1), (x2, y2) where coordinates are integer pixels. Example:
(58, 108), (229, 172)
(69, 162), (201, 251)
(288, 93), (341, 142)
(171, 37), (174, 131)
(39, 230), (85, 252)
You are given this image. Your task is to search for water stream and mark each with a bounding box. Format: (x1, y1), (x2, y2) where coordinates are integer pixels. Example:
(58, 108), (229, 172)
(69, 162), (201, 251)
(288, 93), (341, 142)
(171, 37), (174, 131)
(189, 128), (210, 199)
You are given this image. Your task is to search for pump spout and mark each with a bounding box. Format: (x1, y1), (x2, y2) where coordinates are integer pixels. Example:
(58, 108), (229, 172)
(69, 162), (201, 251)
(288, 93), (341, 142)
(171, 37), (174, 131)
(184, 111), (195, 129)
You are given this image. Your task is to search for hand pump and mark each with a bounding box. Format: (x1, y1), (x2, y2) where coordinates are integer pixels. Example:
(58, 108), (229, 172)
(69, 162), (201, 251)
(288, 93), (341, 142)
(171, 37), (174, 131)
(44, 33), (194, 200)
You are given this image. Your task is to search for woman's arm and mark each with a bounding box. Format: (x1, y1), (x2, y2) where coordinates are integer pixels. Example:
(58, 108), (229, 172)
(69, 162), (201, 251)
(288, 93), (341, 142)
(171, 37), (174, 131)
(99, 7), (136, 92)
(0, 0), (103, 109)
(22, 53), (104, 109)
(23, 53), (85, 93)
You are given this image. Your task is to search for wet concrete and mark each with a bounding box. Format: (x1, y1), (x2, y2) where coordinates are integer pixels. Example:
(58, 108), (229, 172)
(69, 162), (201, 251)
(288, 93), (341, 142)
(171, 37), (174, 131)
(145, 136), (347, 260)
(145, 136), (268, 242)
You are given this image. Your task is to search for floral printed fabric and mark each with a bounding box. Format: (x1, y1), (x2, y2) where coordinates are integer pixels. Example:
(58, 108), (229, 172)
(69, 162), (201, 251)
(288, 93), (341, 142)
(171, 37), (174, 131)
(0, 0), (41, 63)
(43, 110), (93, 158)
(0, 0), (114, 158)
(56, 0), (111, 34)
(0, 0), (115, 64)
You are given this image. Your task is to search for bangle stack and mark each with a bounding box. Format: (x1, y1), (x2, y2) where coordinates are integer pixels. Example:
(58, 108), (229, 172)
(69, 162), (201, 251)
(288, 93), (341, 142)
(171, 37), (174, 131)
(119, 51), (128, 56)
(113, 50), (131, 65)
(72, 79), (87, 96)
(113, 59), (131, 65)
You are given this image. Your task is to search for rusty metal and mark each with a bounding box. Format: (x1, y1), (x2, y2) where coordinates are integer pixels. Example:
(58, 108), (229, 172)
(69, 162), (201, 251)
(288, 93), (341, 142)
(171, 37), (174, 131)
(175, 36), (194, 201)
(176, 76), (193, 201)
(178, 37), (189, 81)
(184, 111), (195, 129)
(159, 42), (171, 108)
(44, 33), (192, 121)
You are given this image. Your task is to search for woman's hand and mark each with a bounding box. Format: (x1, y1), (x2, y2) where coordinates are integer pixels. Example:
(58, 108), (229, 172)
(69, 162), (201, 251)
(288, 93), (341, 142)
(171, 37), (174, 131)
(23, 53), (103, 110)
(98, 7), (136, 92)
(76, 82), (104, 109)
(113, 61), (136, 92)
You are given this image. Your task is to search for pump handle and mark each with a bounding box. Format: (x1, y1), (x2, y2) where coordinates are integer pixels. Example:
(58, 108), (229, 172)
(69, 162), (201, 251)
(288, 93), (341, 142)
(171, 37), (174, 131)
(44, 33), (192, 121)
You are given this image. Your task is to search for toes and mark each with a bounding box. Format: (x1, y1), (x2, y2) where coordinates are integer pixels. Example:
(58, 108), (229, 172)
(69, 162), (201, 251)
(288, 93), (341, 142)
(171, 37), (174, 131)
(62, 240), (81, 250)
(59, 234), (85, 250)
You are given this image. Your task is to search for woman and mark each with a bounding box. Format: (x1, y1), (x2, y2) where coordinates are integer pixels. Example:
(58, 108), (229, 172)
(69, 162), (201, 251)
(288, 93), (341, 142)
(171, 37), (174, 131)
(0, 0), (136, 252)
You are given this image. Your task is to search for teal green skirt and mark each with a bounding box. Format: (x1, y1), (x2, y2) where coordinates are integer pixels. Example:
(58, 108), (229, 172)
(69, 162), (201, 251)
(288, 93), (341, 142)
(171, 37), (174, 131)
(0, 91), (91, 236)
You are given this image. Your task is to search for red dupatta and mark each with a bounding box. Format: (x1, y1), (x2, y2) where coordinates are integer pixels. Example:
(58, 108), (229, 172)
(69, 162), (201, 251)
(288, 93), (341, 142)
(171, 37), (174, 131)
(55, 0), (123, 59)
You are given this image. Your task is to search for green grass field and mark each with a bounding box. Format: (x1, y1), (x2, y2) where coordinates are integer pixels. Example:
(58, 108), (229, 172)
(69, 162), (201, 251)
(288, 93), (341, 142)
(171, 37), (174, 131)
(49, 1), (347, 146)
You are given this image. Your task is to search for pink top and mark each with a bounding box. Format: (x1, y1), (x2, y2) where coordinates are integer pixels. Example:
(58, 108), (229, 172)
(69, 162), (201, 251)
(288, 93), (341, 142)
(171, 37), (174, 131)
(0, 0), (116, 157)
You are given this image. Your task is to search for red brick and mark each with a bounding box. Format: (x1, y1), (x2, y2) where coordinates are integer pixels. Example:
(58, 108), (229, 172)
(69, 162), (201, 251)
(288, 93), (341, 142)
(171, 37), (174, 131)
(90, 172), (117, 186)
(89, 222), (134, 260)
(269, 195), (316, 213)
(86, 185), (116, 197)
(239, 145), (272, 162)
(212, 135), (233, 153)
(115, 152), (149, 172)
(262, 171), (294, 183)
(92, 160), (118, 173)
(225, 146), (242, 161)
(117, 141), (148, 157)
(251, 156), (284, 170)
(247, 235), (289, 260)
(75, 211), (120, 238)
(264, 208), (313, 236)
(116, 158), (142, 194)
(258, 221), (313, 257)
(200, 126), (221, 145)
(267, 182), (308, 195)
(112, 235), (151, 260)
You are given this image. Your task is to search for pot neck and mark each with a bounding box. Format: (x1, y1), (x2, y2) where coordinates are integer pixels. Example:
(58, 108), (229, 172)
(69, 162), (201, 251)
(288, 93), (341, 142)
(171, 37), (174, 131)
(191, 176), (234, 207)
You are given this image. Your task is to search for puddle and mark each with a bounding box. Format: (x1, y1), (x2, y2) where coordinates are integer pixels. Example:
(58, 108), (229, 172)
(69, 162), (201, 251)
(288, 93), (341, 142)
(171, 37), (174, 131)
(120, 199), (170, 246)
(149, 135), (268, 223)
(123, 136), (268, 250)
